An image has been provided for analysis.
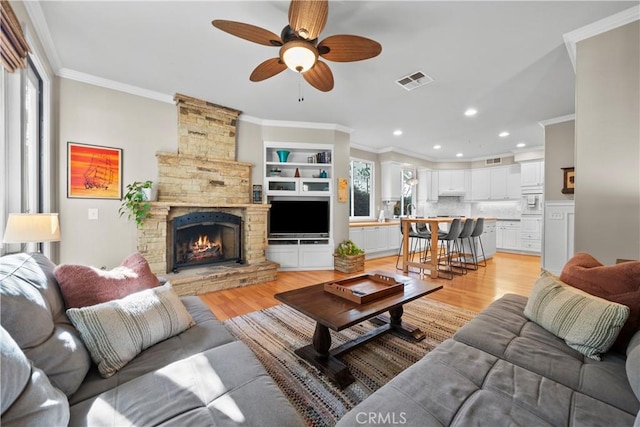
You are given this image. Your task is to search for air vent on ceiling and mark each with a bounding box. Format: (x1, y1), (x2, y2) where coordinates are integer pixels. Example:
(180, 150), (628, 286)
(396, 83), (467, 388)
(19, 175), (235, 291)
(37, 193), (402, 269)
(396, 71), (434, 91)
(485, 157), (502, 165)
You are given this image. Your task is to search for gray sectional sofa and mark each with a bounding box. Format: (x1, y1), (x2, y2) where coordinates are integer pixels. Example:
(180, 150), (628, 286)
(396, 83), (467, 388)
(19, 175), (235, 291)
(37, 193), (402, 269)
(337, 293), (640, 426)
(1, 252), (303, 426)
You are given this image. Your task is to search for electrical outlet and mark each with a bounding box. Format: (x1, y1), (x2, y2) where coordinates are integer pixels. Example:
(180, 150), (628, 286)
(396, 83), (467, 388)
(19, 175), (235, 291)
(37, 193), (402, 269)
(88, 208), (99, 220)
(549, 212), (563, 220)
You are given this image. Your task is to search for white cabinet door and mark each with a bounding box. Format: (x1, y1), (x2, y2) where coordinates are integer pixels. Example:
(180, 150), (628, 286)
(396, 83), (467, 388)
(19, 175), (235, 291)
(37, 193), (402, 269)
(386, 225), (401, 250)
(438, 170), (465, 195)
(471, 169), (491, 200)
(521, 161), (544, 188)
(490, 167), (508, 200)
(381, 162), (402, 201)
(417, 169), (430, 202)
(349, 227), (365, 251)
(429, 171), (439, 201)
(265, 245), (299, 268)
(507, 164), (521, 199)
(364, 226), (387, 252)
(299, 244), (333, 269)
(463, 170), (473, 201)
(480, 220), (497, 259)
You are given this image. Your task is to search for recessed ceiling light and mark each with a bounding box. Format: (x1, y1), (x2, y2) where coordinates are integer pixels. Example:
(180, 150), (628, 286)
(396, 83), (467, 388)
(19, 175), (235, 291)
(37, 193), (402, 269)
(517, 143), (526, 148)
(393, 129), (403, 136)
(433, 145), (441, 150)
(464, 108), (477, 117)
(456, 153), (463, 157)
(499, 131), (509, 137)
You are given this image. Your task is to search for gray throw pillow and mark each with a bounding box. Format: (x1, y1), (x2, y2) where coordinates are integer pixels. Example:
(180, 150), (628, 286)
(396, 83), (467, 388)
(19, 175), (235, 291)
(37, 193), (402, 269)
(0, 253), (91, 396)
(1, 326), (69, 426)
(524, 270), (630, 360)
(67, 282), (194, 378)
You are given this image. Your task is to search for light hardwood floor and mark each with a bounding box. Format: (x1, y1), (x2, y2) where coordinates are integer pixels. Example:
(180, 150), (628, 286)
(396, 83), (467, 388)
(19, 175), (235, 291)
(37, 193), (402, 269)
(200, 252), (542, 320)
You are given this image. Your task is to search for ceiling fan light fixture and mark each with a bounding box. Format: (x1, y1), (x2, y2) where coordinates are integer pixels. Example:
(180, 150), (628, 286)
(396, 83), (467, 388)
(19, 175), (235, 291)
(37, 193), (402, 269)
(280, 40), (318, 73)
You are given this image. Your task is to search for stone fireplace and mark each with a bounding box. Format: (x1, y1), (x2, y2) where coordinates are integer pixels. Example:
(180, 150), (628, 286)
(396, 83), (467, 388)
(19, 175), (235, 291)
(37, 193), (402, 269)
(137, 94), (278, 295)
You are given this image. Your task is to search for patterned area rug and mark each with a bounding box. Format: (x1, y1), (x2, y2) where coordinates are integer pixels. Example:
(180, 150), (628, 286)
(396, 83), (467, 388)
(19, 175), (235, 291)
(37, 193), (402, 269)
(223, 297), (477, 426)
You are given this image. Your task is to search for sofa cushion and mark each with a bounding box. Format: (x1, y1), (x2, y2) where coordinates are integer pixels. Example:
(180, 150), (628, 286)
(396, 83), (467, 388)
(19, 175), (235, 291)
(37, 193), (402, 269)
(69, 296), (236, 405)
(0, 253), (91, 396)
(55, 252), (160, 309)
(336, 339), (637, 427)
(524, 270), (629, 360)
(1, 326), (70, 427)
(67, 282), (194, 378)
(454, 294), (640, 415)
(68, 341), (303, 427)
(627, 330), (640, 402)
(560, 252), (640, 352)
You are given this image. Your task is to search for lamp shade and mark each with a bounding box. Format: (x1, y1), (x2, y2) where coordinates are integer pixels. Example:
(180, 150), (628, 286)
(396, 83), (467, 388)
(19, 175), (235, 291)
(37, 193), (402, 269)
(280, 40), (318, 73)
(3, 213), (60, 243)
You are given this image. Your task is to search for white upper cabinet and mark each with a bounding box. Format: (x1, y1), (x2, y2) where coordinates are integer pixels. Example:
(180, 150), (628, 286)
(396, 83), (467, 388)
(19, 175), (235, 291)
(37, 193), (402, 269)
(507, 164), (522, 199)
(417, 169), (439, 202)
(438, 170), (465, 195)
(381, 162), (402, 201)
(521, 160), (544, 190)
(471, 169), (491, 200)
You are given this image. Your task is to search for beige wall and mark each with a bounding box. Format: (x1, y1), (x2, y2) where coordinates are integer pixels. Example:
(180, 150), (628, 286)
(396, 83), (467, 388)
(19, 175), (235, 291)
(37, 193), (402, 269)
(58, 79), (176, 267)
(544, 120), (575, 201)
(574, 21), (640, 264)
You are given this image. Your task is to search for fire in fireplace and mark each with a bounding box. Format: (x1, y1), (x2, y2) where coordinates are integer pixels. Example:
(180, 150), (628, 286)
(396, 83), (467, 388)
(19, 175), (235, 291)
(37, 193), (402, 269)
(171, 211), (242, 272)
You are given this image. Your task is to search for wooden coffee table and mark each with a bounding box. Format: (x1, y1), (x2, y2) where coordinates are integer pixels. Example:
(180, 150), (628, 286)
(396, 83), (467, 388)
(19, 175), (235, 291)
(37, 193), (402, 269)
(274, 271), (442, 388)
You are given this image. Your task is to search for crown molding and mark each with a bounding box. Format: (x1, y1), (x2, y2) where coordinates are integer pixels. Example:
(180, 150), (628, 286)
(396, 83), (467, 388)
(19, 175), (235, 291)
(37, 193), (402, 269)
(238, 115), (352, 134)
(564, 5), (639, 73)
(539, 114), (575, 127)
(58, 69), (175, 104)
(23, 1), (62, 73)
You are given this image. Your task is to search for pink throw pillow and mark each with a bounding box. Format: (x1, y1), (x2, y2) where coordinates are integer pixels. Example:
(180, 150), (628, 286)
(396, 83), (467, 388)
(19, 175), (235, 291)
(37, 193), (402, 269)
(560, 252), (640, 352)
(55, 253), (160, 309)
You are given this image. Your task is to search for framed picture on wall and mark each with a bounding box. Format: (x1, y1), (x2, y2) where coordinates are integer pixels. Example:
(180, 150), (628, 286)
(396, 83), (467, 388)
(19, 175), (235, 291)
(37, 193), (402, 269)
(561, 167), (575, 194)
(67, 142), (123, 199)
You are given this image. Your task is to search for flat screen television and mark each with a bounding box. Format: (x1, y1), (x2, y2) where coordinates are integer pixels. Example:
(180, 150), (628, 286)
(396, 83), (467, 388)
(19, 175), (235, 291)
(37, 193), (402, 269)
(268, 200), (330, 237)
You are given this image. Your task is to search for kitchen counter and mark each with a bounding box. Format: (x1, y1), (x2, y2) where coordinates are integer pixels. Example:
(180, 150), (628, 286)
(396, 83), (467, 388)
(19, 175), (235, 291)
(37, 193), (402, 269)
(350, 217), (498, 227)
(349, 221), (400, 227)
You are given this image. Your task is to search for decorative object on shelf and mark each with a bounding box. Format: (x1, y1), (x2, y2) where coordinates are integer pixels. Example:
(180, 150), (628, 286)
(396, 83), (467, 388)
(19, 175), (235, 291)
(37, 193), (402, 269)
(269, 168), (282, 177)
(252, 185), (262, 203)
(211, 1), (382, 93)
(67, 142), (122, 199)
(307, 156), (315, 163)
(276, 150), (290, 162)
(316, 151), (331, 164)
(295, 168), (300, 177)
(338, 177), (348, 202)
(320, 170), (327, 178)
(119, 180), (154, 227)
(561, 167), (575, 194)
(333, 239), (365, 273)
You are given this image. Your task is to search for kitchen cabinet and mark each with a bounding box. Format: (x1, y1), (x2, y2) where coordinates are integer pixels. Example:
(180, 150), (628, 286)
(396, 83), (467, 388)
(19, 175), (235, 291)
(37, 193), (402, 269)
(520, 216), (542, 253)
(490, 165), (521, 200)
(496, 220), (521, 250)
(521, 160), (544, 189)
(417, 169), (438, 202)
(349, 223), (401, 259)
(438, 170), (465, 195)
(471, 169), (491, 200)
(478, 220), (496, 260)
(381, 162), (402, 201)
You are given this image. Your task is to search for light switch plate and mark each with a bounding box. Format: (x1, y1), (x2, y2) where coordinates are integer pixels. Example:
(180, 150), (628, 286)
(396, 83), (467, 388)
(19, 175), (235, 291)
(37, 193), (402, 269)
(88, 208), (99, 220)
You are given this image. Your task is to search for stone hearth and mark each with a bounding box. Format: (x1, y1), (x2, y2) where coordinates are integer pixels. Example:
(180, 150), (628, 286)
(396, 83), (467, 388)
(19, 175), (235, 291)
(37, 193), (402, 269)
(136, 94), (278, 295)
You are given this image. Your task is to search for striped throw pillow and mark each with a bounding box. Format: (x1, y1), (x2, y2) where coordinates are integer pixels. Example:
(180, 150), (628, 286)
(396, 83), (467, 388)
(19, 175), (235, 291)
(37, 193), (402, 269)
(524, 270), (630, 360)
(67, 282), (194, 377)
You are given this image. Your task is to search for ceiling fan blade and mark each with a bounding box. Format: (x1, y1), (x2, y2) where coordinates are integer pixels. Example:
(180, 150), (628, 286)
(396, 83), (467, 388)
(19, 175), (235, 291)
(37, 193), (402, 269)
(303, 60), (334, 92)
(212, 20), (282, 46)
(250, 58), (287, 82)
(288, 0), (328, 41)
(318, 35), (382, 62)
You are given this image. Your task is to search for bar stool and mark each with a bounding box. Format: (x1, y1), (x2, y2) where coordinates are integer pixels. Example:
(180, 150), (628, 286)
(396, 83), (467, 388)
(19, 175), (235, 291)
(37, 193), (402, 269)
(457, 218), (476, 272)
(395, 221), (422, 270)
(436, 218), (463, 279)
(470, 217), (486, 268)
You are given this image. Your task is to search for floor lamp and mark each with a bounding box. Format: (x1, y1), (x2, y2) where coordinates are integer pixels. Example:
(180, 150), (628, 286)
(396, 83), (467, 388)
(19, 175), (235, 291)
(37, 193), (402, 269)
(2, 213), (61, 252)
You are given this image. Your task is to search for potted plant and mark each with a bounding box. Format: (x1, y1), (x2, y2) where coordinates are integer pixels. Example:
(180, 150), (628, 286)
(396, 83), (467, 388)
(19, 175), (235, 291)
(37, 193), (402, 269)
(334, 239), (365, 273)
(119, 180), (154, 227)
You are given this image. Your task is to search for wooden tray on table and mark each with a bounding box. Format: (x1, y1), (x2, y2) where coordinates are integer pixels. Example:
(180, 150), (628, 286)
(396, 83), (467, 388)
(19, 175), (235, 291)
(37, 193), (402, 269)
(324, 273), (405, 304)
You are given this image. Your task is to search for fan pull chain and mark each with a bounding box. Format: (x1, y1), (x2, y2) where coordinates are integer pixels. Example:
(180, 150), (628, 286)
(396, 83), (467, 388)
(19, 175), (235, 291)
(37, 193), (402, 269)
(298, 73), (304, 102)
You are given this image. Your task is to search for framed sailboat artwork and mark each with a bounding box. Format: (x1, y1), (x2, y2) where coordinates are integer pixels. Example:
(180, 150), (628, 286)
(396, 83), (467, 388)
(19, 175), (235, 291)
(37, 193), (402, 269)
(67, 142), (123, 199)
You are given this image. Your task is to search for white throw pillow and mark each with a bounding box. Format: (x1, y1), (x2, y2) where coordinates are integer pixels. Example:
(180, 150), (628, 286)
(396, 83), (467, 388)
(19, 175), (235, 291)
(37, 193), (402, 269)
(67, 282), (194, 377)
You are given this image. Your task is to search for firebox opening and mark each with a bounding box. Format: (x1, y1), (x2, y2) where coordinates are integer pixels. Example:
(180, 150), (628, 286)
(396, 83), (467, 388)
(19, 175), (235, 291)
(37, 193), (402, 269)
(171, 212), (242, 273)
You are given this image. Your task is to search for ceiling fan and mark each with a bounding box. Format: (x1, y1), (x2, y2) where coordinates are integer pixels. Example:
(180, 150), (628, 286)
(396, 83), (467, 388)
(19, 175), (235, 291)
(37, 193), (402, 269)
(212, 0), (382, 92)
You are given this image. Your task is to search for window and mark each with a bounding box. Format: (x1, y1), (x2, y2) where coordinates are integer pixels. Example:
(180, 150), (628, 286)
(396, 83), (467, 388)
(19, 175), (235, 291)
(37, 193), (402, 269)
(400, 168), (417, 216)
(349, 158), (374, 219)
(1, 57), (47, 255)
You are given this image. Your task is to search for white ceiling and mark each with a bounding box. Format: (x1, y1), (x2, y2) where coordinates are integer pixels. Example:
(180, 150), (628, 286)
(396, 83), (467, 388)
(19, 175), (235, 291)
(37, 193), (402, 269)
(31, 1), (637, 161)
